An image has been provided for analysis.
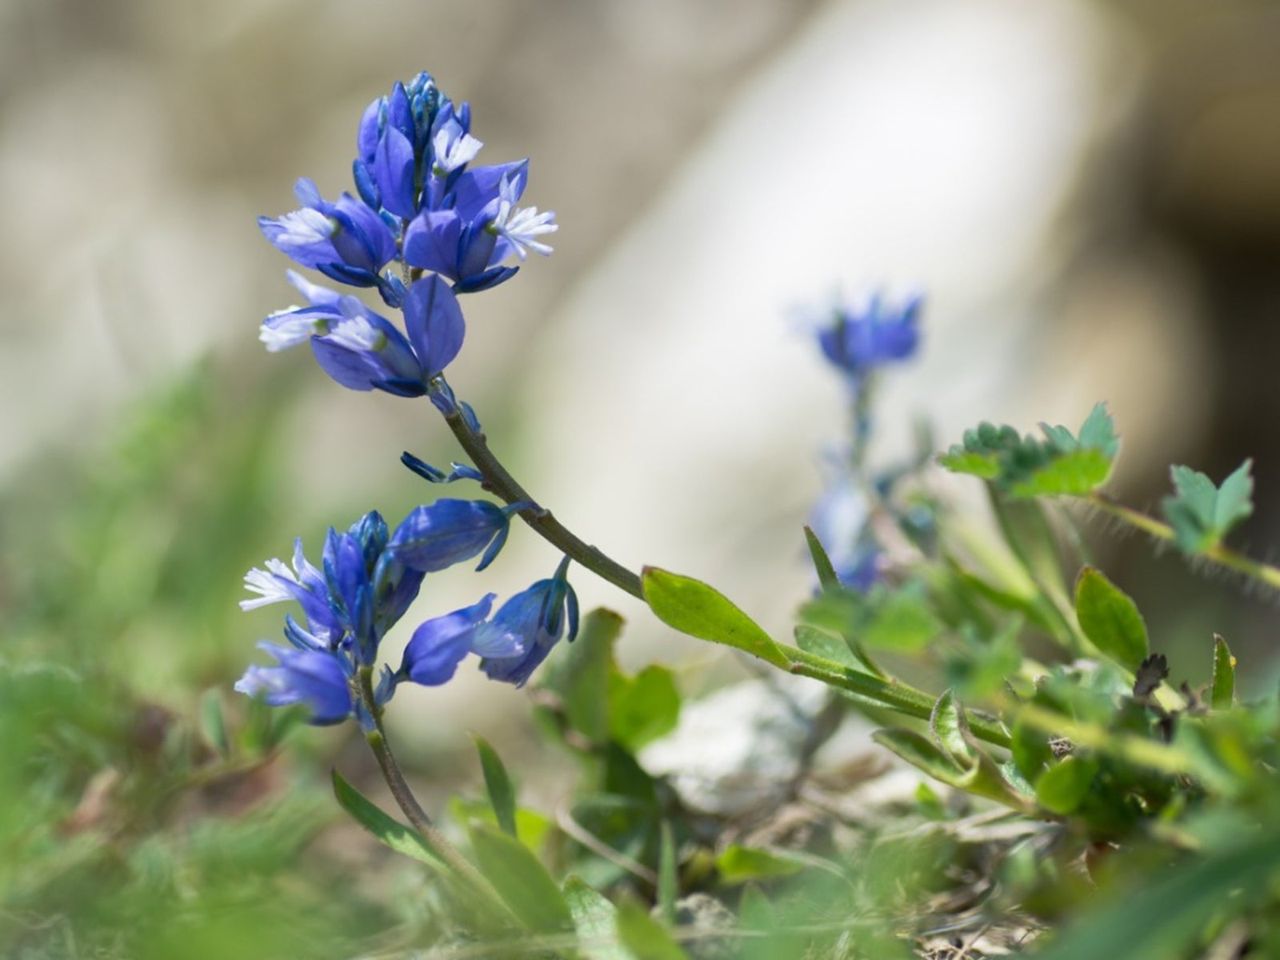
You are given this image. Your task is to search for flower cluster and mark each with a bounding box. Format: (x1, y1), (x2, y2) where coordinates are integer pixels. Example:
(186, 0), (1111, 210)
(237, 502), (579, 726)
(239, 71), (579, 726)
(257, 71), (556, 398)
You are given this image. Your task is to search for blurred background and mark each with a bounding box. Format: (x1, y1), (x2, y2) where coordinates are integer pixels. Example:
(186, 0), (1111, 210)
(2, 0), (1279, 953)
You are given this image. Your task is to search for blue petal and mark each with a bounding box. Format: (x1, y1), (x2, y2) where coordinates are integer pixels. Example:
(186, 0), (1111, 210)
(399, 594), (496, 686)
(403, 275), (465, 376)
(310, 337), (379, 391)
(357, 97), (384, 164)
(373, 127), (418, 219)
(403, 210), (462, 277)
(235, 643), (352, 726)
(451, 160), (527, 222)
(387, 499), (508, 573)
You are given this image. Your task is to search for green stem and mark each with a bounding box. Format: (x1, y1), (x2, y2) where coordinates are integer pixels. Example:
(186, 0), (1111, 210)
(781, 644), (1012, 748)
(354, 670), (513, 921)
(1087, 492), (1280, 590)
(436, 389), (644, 599)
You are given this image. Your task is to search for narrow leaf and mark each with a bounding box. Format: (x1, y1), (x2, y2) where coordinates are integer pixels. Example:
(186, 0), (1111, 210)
(641, 568), (788, 668)
(1211, 634), (1235, 709)
(716, 845), (807, 885)
(1074, 566), (1148, 671)
(657, 820), (678, 924)
(803, 525), (841, 589)
(468, 823), (573, 933)
(930, 690), (976, 767)
(331, 769), (440, 866)
(473, 735), (517, 837)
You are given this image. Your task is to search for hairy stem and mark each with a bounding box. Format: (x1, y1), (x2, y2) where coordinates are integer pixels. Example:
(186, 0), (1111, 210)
(782, 644), (1012, 748)
(354, 670), (513, 920)
(1087, 492), (1280, 591)
(437, 394), (644, 599)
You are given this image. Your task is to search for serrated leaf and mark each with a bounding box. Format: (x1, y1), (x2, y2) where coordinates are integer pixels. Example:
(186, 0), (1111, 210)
(473, 735), (517, 837)
(1074, 567), (1148, 671)
(564, 876), (629, 960)
(469, 823), (573, 933)
(938, 449), (1001, 478)
(715, 845), (807, 885)
(1074, 402), (1121, 458)
(642, 568), (788, 668)
(1035, 755), (1098, 815)
(1162, 461), (1254, 554)
(1010, 448), (1113, 498)
(610, 665), (681, 753)
(803, 525), (841, 590)
(331, 769), (440, 867)
(615, 901), (690, 960)
(1211, 635), (1235, 710)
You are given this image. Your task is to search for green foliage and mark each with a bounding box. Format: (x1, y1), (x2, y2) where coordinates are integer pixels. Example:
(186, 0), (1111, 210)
(642, 568), (789, 667)
(469, 823), (574, 933)
(1161, 460), (1254, 554)
(332, 769), (441, 867)
(801, 581), (943, 654)
(473, 736), (518, 837)
(1211, 635), (1235, 709)
(1074, 567), (1149, 672)
(939, 402), (1118, 497)
(615, 901), (690, 960)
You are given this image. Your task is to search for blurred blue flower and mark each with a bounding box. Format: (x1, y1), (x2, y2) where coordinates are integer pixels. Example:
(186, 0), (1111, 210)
(815, 292), (922, 385)
(258, 275), (466, 398)
(479, 557), (579, 687)
(235, 643), (353, 726)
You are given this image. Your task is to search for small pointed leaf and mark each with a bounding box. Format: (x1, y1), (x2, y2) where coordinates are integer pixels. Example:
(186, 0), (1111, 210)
(1074, 566), (1148, 672)
(642, 568), (788, 668)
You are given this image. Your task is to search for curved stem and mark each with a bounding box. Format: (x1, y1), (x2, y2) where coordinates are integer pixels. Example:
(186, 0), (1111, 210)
(436, 391), (644, 599)
(354, 670), (513, 921)
(1087, 492), (1280, 591)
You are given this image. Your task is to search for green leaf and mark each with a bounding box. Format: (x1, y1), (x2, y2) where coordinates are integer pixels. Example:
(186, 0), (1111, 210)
(564, 876), (630, 960)
(1010, 719), (1053, 782)
(473, 735), (517, 837)
(803, 524), (841, 590)
(615, 901), (690, 960)
(543, 608), (624, 745)
(874, 728), (1027, 810)
(468, 823), (573, 933)
(715, 845), (807, 885)
(940, 404), (1118, 497)
(1162, 460), (1254, 554)
(794, 623), (857, 667)
(1074, 567), (1149, 671)
(657, 820), (678, 924)
(1009, 448), (1113, 498)
(930, 689), (976, 767)
(1034, 755), (1098, 815)
(1211, 634), (1235, 709)
(872, 729), (964, 783)
(199, 688), (229, 756)
(331, 769), (440, 867)
(642, 568), (788, 668)
(610, 665), (681, 752)
(1032, 828), (1280, 960)
(861, 587), (942, 653)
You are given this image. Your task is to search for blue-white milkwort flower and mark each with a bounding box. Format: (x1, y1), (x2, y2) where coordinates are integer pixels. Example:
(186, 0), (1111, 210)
(477, 557), (579, 687)
(259, 274), (465, 398)
(259, 179), (399, 295)
(395, 594), (524, 687)
(236, 502), (519, 725)
(815, 292), (923, 386)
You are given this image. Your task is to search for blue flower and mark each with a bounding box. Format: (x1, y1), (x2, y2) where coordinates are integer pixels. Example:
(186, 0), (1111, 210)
(237, 503), (513, 724)
(386, 497), (516, 573)
(235, 643), (353, 726)
(478, 557), (579, 687)
(259, 178), (398, 293)
(815, 292), (922, 385)
(258, 274), (466, 398)
(395, 593), (526, 687)
(403, 161), (557, 293)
